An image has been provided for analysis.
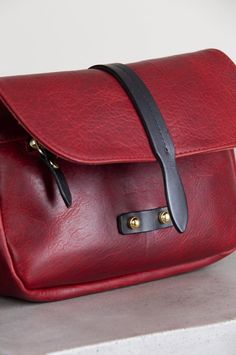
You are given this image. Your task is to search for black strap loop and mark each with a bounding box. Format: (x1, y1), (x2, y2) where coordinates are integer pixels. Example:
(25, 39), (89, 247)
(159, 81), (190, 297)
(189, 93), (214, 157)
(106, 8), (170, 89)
(89, 63), (188, 233)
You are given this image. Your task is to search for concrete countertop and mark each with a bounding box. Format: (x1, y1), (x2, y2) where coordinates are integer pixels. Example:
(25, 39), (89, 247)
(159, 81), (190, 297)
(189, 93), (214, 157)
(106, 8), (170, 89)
(1, 252), (236, 355)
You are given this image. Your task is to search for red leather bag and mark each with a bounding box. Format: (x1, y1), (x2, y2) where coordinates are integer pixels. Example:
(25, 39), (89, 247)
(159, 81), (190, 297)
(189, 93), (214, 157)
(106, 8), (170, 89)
(0, 49), (236, 302)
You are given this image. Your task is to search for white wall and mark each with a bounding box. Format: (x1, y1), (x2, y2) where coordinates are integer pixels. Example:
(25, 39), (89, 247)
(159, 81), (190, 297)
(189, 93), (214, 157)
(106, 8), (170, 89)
(0, 0), (235, 76)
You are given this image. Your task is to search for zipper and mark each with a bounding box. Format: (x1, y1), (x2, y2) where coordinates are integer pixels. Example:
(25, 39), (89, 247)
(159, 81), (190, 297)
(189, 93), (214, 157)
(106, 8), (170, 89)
(29, 138), (72, 208)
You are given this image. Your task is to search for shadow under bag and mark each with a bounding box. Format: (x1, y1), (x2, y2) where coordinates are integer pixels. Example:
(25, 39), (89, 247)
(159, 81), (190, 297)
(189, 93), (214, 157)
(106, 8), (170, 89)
(0, 48), (235, 302)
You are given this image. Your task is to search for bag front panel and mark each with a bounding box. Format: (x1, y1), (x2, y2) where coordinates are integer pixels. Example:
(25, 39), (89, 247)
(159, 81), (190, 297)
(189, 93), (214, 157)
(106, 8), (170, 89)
(0, 140), (235, 291)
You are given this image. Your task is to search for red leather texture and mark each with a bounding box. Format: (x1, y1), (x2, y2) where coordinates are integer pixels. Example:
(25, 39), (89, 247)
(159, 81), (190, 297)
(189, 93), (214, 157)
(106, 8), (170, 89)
(0, 49), (236, 163)
(0, 49), (235, 302)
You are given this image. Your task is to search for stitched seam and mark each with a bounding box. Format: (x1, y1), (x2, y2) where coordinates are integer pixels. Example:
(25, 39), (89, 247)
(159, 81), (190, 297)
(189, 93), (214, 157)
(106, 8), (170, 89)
(0, 133), (234, 162)
(42, 139), (236, 162)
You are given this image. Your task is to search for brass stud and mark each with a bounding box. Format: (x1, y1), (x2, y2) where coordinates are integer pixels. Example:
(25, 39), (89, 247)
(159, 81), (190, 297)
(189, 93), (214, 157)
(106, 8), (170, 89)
(29, 138), (38, 150)
(29, 138), (43, 155)
(159, 211), (171, 224)
(128, 216), (141, 230)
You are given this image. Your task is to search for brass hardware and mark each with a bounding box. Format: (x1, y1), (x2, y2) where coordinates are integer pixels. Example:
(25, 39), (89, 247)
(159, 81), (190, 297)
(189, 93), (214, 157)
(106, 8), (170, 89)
(29, 138), (37, 149)
(159, 211), (171, 224)
(128, 216), (141, 230)
(29, 138), (59, 169)
(29, 138), (43, 155)
(29, 139), (71, 208)
(49, 160), (59, 169)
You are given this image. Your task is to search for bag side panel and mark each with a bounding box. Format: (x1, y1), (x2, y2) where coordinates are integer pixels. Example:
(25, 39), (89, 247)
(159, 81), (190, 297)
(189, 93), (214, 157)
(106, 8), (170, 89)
(0, 188), (27, 299)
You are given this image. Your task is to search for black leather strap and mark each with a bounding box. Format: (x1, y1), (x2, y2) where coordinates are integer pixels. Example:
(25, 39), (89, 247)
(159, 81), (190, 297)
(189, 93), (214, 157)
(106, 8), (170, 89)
(89, 63), (188, 233)
(39, 148), (72, 208)
(32, 142), (72, 208)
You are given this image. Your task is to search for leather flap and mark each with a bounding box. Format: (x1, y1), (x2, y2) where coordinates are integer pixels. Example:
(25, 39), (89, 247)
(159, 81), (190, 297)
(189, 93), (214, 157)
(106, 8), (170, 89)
(0, 49), (236, 164)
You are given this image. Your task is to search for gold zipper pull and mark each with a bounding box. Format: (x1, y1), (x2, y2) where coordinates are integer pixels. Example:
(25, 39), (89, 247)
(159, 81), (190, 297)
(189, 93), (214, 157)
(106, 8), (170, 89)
(29, 138), (72, 208)
(29, 139), (59, 169)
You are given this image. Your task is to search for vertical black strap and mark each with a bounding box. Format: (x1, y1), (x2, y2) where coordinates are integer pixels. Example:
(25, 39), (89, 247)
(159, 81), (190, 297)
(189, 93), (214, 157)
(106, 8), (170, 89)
(89, 63), (188, 233)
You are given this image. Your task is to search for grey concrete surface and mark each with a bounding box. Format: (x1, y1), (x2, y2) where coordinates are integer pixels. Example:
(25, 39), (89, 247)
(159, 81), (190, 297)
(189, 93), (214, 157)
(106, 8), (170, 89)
(1, 253), (236, 355)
